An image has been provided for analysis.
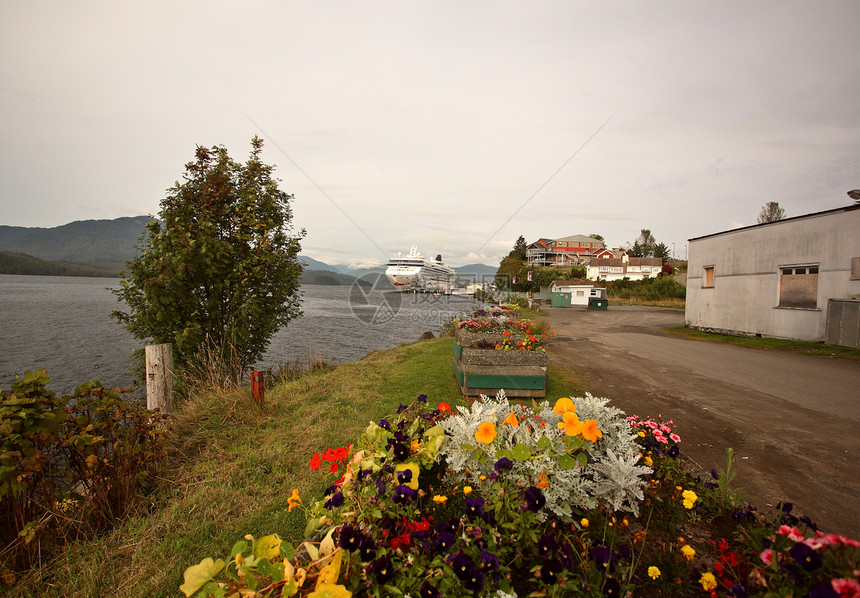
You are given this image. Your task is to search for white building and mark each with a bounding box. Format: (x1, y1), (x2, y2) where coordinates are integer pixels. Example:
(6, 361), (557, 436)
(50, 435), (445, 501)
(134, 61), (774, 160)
(587, 255), (663, 281)
(685, 204), (860, 345)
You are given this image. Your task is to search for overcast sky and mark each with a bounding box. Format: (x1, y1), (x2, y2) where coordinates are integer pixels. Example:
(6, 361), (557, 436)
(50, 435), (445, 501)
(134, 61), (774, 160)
(2, 1), (858, 267)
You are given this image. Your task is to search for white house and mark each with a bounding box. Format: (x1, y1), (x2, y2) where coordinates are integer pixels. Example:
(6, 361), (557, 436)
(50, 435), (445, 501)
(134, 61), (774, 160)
(587, 255), (663, 281)
(550, 280), (606, 306)
(685, 204), (860, 345)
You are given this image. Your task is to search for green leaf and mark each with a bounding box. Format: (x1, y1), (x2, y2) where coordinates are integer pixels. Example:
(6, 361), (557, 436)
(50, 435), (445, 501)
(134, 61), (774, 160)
(253, 534), (282, 560)
(576, 453), (588, 468)
(179, 557), (225, 597)
(557, 454), (577, 469)
(537, 435), (551, 450)
(511, 443), (531, 461)
(495, 448), (513, 460)
(229, 540), (249, 559)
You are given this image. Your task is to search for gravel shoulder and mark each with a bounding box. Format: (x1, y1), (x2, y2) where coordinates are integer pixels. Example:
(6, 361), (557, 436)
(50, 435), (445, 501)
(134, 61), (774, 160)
(542, 304), (860, 538)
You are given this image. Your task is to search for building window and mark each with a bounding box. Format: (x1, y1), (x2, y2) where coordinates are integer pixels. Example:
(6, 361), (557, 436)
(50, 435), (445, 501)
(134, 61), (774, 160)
(778, 265), (819, 308)
(703, 266), (715, 288)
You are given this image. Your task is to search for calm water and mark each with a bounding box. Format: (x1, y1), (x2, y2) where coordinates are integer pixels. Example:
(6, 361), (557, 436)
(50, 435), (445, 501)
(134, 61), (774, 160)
(0, 275), (477, 395)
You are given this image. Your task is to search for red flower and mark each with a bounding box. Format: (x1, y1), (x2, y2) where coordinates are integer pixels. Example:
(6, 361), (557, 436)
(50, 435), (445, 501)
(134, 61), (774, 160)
(330, 462), (340, 474)
(438, 402), (451, 413)
(310, 453), (321, 470)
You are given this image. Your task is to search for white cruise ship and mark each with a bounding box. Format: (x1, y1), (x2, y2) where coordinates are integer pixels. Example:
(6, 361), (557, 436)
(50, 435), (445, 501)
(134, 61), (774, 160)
(385, 246), (456, 292)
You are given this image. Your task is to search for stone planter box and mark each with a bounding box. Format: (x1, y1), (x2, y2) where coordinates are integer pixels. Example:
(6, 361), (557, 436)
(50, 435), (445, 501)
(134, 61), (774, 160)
(454, 340), (548, 367)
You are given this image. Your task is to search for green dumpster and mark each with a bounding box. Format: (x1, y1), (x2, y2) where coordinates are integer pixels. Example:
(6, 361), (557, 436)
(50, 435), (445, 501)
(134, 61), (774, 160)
(588, 297), (608, 310)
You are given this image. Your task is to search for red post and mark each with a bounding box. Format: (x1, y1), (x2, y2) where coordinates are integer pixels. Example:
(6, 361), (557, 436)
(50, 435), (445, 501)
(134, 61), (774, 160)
(250, 371), (265, 405)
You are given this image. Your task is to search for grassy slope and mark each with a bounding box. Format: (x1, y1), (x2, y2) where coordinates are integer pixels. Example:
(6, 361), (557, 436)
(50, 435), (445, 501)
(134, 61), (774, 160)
(11, 337), (581, 598)
(666, 326), (860, 359)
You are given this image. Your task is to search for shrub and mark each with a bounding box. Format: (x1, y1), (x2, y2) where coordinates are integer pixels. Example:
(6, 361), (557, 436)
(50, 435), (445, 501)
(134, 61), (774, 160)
(1, 370), (169, 570)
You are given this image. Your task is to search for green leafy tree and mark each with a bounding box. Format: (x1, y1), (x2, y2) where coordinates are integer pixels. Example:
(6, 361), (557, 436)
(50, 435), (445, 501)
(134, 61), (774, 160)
(756, 201), (786, 223)
(494, 255), (527, 291)
(587, 233), (605, 242)
(112, 137), (305, 371)
(629, 229), (657, 257)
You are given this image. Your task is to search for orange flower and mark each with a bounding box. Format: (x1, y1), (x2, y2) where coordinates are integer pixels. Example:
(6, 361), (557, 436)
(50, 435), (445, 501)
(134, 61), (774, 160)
(438, 402), (451, 413)
(288, 489), (301, 512)
(557, 411), (583, 436)
(502, 412), (519, 428)
(475, 421), (497, 444)
(580, 419), (603, 442)
(537, 469), (549, 489)
(553, 397), (576, 415)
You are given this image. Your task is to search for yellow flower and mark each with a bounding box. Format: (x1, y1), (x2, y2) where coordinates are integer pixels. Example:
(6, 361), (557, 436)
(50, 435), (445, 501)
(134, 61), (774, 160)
(557, 411), (583, 436)
(553, 397), (576, 414)
(394, 462), (420, 490)
(463, 486), (473, 495)
(681, 545), (696, 560)
(308, 585), (353, 598)
(432, 495), (448, 504)
(647, 566), (661, 580)
(502, 412), (520, 428)
(475, 421), (497, 444)
(288, 489), (301, 512)
(644, 456), (653, 467)
(682, 489), (698, 509)
(638, 430), (646, 437)
(699, 572), (717, 591)
(580, 518), (589, 528)
(580, 419), (603, 442)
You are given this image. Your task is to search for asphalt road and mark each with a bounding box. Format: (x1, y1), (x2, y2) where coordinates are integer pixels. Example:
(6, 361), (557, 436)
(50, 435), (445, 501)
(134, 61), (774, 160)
(543, 304), (860, 538)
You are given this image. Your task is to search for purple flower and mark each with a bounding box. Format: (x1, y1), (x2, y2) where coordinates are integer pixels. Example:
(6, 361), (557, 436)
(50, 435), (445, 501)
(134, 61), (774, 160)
(464, 497), (485, 518)
(434, 531), (456, 552)
(538, 533), (559, 557)
(463, 568), (484, 593)
(324, 492), (344, 509)
(789, 541), (822, 571)
(338, 525), (362, 551)
(494, 457), (514, 473)
(367, 555), (394, 583)
(451, 552), (476, 582)
(539, 558), (563, 584)
(396, 468), (413, 485)
(417, 394), (428, 403)
(435, 518), (458, 535)
(523, 486), (546, 512)
(809, 583), (840, 598)
(379, 418), (391, 430)
(358, 535), (376, 561)
(727, 584), (748, 598)
(479, 551), (499, 572)
(419, 581), (440, 598)
(393, 484), (416, 505)
(376, 477), (387, 496)
(590, 544), (614, 569)
(602, 578), (621, 596)
(397, 403), (408, 414)
(392, 442), (409, 462)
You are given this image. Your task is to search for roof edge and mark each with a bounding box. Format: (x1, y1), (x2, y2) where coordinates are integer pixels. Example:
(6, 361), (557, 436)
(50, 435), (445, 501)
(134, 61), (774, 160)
(688, 204), (860, 242)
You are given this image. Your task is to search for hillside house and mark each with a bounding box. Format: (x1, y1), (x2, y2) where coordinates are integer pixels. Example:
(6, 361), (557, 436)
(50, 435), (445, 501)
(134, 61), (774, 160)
(685, 204), (860, 346)
(527, 235), (606, 267)
(587, 255), (663, 281)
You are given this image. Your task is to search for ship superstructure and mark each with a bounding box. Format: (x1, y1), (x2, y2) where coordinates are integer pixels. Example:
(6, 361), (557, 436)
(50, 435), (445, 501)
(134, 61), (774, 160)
(385, 246), (455, 292)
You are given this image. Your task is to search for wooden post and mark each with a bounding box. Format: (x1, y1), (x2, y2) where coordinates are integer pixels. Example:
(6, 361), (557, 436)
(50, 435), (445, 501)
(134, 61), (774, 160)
(250, 371), (265, 405)
(145, 343), (174, 414)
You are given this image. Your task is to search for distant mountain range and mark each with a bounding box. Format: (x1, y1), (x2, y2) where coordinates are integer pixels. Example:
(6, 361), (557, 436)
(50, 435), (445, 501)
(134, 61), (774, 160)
(0, 217), (497, 285)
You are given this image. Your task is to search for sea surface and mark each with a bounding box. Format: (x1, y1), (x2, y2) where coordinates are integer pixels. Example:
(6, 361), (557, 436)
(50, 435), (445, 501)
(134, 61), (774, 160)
(0, 275), (478, 395)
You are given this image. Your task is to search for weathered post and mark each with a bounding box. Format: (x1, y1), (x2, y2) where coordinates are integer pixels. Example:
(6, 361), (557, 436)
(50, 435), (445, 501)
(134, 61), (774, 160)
(250, 371), (265, 405)
(145, 343), (174, 414)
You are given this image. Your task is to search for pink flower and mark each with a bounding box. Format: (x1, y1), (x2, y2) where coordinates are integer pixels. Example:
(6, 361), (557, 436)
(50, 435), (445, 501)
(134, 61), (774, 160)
(778, 525), (805, 543)
(832, 578), (860, 598)
(646, 420), (658, 429)
(652, 428), (664, 437)
(655, 435), (669, 444)
(669, 433), (681, 443)
(760, 548), (775, 565)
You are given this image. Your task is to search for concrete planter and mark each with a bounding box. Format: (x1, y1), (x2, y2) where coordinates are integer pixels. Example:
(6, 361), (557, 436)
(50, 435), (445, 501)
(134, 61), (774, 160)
(454, 340), (548, 367)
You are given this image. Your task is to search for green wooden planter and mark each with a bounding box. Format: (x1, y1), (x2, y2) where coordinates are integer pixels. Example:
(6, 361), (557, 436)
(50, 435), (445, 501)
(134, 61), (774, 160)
(452, 329), (548, 398)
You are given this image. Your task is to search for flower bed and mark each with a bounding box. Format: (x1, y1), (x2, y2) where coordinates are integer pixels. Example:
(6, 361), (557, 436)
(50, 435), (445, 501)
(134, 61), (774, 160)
(181, 393), (860, 598)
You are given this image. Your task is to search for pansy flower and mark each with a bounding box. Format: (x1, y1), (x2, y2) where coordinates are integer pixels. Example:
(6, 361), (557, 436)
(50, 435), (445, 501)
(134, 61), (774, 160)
(494, 457), (513, 473)
(464, 497), (485, 519)
(538, 533), (558, 557)
(540, 558), (563, 584)
(324, 491), (345, 509)
(523, 486), (546, 512)
(393, 484), (416, 505)
(434, 531), (456, 552)
(419, 581), (440, 598)
(368, 555), (394, 584)
(479, 551), (499, 572)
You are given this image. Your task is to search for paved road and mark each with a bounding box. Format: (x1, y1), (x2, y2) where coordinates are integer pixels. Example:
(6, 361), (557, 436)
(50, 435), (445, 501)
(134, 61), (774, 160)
(543, 305), (860, 538)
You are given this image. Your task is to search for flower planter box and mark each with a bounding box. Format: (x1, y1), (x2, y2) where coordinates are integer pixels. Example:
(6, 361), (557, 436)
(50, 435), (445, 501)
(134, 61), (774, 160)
(452, 356), (547, 398)
(453, 340), (548, 367)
